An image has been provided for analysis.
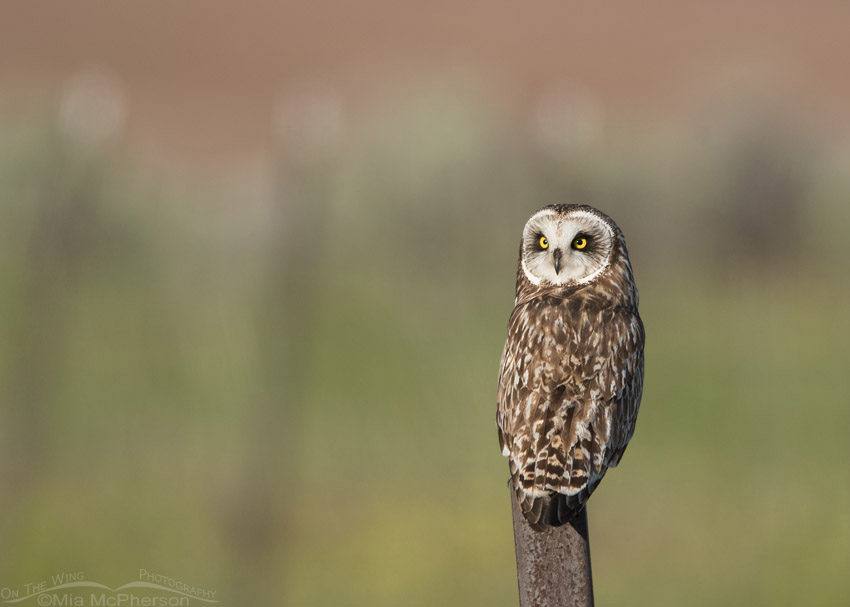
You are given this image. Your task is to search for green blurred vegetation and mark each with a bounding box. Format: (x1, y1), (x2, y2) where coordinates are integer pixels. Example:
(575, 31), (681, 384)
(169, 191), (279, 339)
(0, 91), (849, 606)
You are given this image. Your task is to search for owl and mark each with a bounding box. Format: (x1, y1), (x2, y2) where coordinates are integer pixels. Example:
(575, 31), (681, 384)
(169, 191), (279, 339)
(497, 204), (644, 531)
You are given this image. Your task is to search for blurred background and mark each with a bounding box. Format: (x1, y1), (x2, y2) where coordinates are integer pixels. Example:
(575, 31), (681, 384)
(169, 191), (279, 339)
(1, 1), (849, 605)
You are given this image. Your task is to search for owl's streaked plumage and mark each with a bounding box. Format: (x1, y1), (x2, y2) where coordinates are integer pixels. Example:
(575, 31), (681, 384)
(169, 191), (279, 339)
(497, 204), (644, 531)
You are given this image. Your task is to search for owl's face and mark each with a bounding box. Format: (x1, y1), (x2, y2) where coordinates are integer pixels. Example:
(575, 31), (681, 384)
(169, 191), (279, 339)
(520, 206), (616, 287)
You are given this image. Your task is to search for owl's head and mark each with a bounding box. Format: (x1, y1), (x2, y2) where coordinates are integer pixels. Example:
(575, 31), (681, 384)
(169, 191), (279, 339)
(519, 204), (620, 288)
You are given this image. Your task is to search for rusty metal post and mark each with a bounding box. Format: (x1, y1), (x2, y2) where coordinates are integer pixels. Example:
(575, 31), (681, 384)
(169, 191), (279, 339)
(510, 489), (594, 607)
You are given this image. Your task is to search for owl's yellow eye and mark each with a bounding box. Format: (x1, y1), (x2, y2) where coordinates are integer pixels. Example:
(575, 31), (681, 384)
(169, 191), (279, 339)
(572, 236), (588, 250)
(539, 236), (549, 249)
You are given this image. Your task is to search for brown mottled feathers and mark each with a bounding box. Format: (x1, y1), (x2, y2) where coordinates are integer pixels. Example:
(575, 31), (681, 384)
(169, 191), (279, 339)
(497, 204), (644, 531)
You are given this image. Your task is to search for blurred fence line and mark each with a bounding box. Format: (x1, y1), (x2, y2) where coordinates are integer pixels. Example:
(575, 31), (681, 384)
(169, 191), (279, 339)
(0, 90), (848, 605)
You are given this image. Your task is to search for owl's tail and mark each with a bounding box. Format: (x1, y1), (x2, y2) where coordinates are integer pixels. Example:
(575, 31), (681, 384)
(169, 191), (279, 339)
(511, 475), (592, 532)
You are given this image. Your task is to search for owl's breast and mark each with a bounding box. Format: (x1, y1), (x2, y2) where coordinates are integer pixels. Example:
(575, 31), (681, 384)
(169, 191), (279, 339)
(500, 294), (643, 413)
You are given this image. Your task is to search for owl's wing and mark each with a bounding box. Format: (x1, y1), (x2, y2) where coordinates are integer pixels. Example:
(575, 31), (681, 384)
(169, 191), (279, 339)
(497, 298), (644, 530)
(601, 310), (645, 470)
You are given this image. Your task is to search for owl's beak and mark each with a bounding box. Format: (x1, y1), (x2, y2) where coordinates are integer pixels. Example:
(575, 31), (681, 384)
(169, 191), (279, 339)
(553, 249), (562, 275)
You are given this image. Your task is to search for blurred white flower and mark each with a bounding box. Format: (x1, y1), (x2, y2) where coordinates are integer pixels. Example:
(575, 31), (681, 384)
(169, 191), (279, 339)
(59, 68), (127, 147)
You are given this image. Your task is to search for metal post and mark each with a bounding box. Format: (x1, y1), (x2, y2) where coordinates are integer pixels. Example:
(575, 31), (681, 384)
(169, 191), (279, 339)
(510, 490), (594, 607)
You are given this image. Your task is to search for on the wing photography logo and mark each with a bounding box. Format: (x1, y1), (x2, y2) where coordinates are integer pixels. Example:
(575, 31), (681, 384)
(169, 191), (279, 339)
(0, 570), (217, 606)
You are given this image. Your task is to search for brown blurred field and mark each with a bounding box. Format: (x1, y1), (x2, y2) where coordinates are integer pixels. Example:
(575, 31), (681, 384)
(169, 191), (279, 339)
(4, 1), (850, 164)
(1, 3), (849, 606)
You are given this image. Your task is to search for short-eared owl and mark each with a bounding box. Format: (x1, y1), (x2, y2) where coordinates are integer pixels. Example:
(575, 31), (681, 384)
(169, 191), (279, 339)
(497, 204), (644, 531)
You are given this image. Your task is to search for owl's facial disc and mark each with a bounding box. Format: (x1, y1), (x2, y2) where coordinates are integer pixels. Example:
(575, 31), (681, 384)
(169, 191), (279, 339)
(521, 209), (614, 287)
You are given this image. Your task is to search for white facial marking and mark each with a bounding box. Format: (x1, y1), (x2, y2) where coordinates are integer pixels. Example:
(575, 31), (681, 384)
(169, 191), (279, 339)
(520, 208), (614, 287)
(521, 258), (542, 286)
